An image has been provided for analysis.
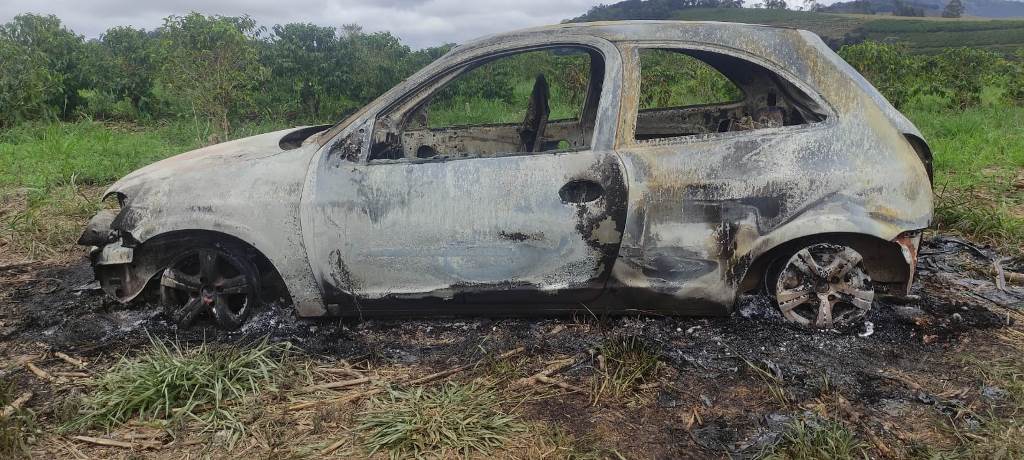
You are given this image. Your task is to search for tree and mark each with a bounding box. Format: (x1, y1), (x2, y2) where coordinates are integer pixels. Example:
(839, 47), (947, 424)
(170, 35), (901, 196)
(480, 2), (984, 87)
(0, 39), (55, 127)
(335, 25), (415, 105)
(763, 0), (789, 9)
(893, 0), (926, 16)
(100, 27), (158, 114)
(942, 0), (965, 18)
(926, 47), (1002, 109)
(156, 13), (267, 141)
(0, 14), (88, 118)
(839, 41), (918, 109)
(263, 23), (341, 120)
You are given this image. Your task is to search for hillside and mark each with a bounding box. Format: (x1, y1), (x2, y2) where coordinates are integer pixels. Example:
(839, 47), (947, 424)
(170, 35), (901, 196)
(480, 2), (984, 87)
(569, 6), (1024, 54)
(571, 0), (1024, 20)
(823, 0), (1024, 17)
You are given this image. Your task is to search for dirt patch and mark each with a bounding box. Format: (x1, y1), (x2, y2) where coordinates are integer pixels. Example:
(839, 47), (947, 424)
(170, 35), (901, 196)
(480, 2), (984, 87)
(0, 234), (1021, 458)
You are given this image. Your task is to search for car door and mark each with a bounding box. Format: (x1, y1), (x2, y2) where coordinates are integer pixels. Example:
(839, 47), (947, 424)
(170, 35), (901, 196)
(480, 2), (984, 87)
(305, 41), (626, 310)
(607, 44), (835, 308)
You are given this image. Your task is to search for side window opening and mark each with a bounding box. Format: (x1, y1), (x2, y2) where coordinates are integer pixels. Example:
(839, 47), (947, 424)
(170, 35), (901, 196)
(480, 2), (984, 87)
(370, 47), (602, 162)
(635, 48), (826, 141)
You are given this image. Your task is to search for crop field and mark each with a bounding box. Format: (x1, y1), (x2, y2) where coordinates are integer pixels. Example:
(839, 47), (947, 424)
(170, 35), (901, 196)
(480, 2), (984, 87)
(673, 9), (1024, 54)
(1, 11), (1023, 460)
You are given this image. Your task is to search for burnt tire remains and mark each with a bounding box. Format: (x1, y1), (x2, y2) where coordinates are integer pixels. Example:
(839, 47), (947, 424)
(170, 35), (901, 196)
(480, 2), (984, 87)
(773, 243), (874, 328)
(159, 244), (259, 330)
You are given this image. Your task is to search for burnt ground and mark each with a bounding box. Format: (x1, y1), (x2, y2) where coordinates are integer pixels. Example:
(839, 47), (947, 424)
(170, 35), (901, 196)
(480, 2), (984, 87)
(0, 234), (1022, 458)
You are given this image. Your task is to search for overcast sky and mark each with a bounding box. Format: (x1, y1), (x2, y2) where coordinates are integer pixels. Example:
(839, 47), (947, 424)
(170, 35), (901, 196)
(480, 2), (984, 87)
(0, 0), (655, 48)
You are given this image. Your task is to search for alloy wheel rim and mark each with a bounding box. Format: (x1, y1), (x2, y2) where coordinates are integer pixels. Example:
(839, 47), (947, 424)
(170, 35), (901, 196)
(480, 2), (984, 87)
(160, 249), (251, 327)
(774, 243), (874, 328)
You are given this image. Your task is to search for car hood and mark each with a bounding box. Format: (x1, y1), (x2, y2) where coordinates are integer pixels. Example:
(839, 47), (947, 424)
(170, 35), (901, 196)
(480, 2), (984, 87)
(107, 127), (317, 197)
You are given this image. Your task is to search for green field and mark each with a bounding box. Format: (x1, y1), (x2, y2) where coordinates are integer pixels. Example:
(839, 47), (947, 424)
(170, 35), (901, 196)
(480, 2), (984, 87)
(2, 100), (1021, 261)
(672, 9), (1024, 54)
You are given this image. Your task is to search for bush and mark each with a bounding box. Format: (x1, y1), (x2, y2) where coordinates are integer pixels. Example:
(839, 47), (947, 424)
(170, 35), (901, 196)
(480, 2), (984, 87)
(923, 47), (1005, 109)
(0, 39), (56, 128)
(839, 41), (920, 109)
(1005, 48), (1024, 105)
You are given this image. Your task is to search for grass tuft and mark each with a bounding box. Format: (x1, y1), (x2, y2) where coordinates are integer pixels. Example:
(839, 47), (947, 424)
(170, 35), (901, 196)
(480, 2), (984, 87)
(948, 351), (1024, 458)
(761, 418), (869, 460)
(356, 381), (521, 459)
(0, 380), (34, 459)
(592, 336), (661, 404)
(65, 336), (296, 440)
(744, 358), (790, 407)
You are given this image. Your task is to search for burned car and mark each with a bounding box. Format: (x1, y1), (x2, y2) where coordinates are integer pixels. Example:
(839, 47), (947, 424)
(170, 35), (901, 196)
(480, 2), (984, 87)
(79, 21), (933, 330)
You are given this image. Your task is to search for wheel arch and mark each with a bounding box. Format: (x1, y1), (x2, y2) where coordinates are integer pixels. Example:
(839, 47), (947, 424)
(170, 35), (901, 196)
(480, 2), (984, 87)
(99, 229), (292, 305)
(737, 231), (911, 294)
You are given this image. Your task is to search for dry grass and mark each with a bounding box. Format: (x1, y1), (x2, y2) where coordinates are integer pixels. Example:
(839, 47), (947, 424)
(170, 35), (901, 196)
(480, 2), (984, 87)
(743, 358), (790, 408)
(0, 379), (35, 459)
(355, 381), (522, 459)
(591, 336), (661, 405)
(0, 184), (104, 264)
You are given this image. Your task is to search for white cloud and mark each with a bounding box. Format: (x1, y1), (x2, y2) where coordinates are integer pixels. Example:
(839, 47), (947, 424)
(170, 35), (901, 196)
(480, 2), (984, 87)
(0, 0), (607, 48)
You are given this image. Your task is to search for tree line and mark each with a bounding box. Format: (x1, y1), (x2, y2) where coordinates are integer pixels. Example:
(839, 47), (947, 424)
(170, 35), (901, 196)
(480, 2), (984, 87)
(0, 13), (450, 139)
(2, 12), (1022, 141)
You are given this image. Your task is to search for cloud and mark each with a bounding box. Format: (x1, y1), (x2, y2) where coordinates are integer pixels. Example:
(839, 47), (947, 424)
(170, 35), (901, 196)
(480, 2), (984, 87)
(0, 0), (607, 48)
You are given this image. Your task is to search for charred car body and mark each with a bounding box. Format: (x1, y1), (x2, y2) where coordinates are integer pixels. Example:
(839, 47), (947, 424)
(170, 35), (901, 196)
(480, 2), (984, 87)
(79, 21), (933, 329)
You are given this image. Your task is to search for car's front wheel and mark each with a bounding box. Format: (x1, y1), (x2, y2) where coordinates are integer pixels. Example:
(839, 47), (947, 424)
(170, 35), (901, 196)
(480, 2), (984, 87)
(770, 243), (874, 328)
(159, 243), (260, 330)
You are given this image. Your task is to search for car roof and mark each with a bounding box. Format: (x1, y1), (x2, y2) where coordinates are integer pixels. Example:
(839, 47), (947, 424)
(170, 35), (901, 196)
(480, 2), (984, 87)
(450, 20), (810, 54)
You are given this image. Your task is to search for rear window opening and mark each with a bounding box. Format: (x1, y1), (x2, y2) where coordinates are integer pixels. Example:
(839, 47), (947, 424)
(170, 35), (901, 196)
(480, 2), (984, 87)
(635, 48), (827, 141)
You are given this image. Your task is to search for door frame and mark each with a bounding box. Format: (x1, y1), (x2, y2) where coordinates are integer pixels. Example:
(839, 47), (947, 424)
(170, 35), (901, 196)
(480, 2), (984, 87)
(301, 36), (628, 310)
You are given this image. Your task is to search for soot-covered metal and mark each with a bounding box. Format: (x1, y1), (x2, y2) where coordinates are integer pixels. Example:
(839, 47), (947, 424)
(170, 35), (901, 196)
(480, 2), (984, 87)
(78, 21), (932, 330)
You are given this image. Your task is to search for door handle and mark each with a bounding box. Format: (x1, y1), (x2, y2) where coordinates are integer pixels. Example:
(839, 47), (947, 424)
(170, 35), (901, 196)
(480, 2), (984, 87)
(559, 180), (604, 204)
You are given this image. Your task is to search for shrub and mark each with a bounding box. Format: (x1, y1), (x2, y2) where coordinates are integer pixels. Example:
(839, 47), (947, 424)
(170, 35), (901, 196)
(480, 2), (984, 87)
(923, 47), (1005, 109)
(838, 41), (920, 109)
(1005, 48), (1024, 106)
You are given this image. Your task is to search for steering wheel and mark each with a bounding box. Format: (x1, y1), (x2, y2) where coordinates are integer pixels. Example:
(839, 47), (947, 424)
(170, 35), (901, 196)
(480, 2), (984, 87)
(519, 74), (551, 152)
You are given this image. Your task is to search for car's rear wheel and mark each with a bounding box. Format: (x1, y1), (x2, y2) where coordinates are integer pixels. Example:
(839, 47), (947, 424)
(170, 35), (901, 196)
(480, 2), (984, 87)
(159, 243), (259, 330)
(770, 243), (874, 328)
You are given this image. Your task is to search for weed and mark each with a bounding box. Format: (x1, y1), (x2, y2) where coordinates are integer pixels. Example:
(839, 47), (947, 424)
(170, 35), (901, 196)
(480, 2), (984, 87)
(65, 336), (297, 442)
(743, 358), (790, 407)
(356, 381), (521, 459)
(761, 418), (869, 460)
(0, 379), (34, 459)
(592, 336), (661, 404)
(941, 352), (1024, 458)
(513, 423), (626, 459)
(484, 354), (530, 383)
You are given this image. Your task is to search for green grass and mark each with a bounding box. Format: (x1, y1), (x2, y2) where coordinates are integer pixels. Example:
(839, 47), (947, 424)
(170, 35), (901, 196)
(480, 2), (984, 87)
(592, 336), (661, 404)
(761, 418), (870, 460)
(356, 381), (521, 459)
(906, 101), (1024, 252)
(1, 93), (1022, 260)
(0, 119), (290, 260)
(0, 119), (290, 189)
(429, 79), (582, 128)
(65, 337), (298, 442)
